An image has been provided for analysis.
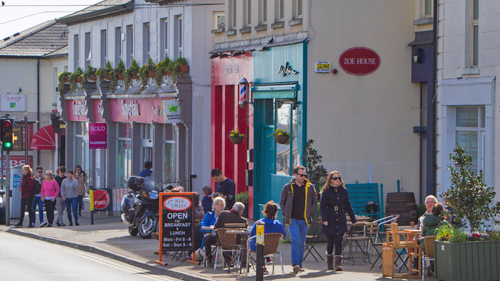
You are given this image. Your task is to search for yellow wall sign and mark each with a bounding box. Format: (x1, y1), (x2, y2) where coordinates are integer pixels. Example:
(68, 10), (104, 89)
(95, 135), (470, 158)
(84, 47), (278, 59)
(315, 62), (332, 73)
(256, 223), (265, 244)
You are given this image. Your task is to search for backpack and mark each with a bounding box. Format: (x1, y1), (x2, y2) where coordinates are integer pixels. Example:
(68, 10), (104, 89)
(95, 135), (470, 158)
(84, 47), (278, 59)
(33, 179), (42, 194)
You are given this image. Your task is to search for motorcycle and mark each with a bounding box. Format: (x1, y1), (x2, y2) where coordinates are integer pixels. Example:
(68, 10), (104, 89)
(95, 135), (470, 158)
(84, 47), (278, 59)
(121, 176), (163, 239)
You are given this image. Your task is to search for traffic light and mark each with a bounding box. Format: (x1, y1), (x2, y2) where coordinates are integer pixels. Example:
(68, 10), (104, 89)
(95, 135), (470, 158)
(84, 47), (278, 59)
(1, 118), (14, 151)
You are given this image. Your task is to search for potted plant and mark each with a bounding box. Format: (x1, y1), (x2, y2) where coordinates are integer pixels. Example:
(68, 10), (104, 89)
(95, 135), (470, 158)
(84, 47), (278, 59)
(123, 60), (140, 89)
(235, 191), (249, 218)
(166, 56), (188, 82)
(434, 144), (500, 281)
(69, 67), (83, 93)
(82, 65), (97, 83)
(268, 128), (290, 144)
(138, 57), (156, 88)
(58, 71), (71, 93)
(228, 128), (246, 144)
(96, 61), (114, 83)
(115, 59), (125, 80)
(155, 56), (171, 86)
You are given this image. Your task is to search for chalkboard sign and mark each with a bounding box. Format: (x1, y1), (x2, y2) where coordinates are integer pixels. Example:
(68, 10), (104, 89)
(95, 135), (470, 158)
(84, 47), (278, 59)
(159, 192), (195, 252)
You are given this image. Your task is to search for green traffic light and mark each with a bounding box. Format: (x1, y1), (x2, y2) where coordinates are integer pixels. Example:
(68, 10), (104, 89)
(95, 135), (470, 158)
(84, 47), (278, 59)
(3, 142), (12, 148)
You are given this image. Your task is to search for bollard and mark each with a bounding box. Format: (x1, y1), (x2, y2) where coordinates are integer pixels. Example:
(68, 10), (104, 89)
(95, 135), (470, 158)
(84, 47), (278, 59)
(256, 222), (264, 281)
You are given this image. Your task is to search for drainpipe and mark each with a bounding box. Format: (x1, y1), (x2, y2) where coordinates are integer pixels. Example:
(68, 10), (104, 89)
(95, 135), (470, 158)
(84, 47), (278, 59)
(37, 59), (40, 162)
(432, 0), (438, 196)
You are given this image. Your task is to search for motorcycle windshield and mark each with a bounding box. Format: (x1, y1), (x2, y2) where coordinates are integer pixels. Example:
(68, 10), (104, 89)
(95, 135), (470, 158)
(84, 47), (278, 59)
(143, 176), (163, 192)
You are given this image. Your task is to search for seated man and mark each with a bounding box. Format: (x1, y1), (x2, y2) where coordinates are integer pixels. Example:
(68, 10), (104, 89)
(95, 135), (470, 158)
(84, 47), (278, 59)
(214, 202), (248, 267)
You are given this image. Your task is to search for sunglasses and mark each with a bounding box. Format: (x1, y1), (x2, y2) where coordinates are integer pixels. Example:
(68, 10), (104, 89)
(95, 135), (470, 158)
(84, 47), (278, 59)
(331, 177), (341, 181)
(297, 174), (307, 177)
(46, 174), (52, 176)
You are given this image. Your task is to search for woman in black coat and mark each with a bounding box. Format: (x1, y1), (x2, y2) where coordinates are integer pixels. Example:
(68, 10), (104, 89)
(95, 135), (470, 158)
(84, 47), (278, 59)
(320, 171), (356, 271)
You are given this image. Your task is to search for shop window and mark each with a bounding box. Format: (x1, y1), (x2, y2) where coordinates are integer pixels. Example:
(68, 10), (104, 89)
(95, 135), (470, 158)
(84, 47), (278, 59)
(455, 106), (485, 174)
(74, 122), (89, 180)
(163, 141), (175, 184)
(117, 123), (132, 189)
(141, 124), (153, 163)
(275, 100), (298, 175)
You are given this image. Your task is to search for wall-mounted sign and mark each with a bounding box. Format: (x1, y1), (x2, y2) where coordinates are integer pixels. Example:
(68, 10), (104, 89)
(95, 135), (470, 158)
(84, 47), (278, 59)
(89, 123), (107, 149)
(1, 94), (27, 111)
(339, 47), (381, 76)
(278, 62), (299, 77)
(315, 62), (332, 73)
(163, 100), (181, 124)
(92, 188), (112, 211)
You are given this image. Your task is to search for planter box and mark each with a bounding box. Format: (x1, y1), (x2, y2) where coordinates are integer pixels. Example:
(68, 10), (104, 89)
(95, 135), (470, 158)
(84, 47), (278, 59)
(435, 240), (500, 281)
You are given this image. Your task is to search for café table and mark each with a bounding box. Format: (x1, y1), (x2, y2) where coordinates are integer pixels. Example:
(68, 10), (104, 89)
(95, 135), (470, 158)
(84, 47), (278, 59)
(226, 229), (250, 274)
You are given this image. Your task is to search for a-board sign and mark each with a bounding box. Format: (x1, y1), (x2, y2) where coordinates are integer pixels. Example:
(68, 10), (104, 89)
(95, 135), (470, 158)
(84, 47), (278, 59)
(159, 192), (195, 252)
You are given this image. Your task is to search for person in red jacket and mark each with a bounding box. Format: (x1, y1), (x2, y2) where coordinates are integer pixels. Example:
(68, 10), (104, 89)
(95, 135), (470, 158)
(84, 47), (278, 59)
(15, 165), (35, 227)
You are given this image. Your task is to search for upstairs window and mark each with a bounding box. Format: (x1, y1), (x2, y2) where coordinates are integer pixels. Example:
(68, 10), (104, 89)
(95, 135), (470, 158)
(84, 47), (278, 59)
(275, 0), (284, 22)
(115, 27), (122, 66)
(259, 0), (268, 25)
(160, 18), (169, 60)
(174, 15), (183, 58)
(126, 25), (134, 67)
(143, 22), (150, 63)
(293, 0), (302, 19)
(85, 32), (91, 68)
(74, 35), (79, 71)
(472, 0), (479, 66)
(100, 30), (107, 67)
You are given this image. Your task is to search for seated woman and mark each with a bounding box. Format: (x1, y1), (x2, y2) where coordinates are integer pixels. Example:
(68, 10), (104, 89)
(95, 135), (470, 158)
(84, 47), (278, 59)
(422, 203), (448, 236)
(199, 197), (225, 267)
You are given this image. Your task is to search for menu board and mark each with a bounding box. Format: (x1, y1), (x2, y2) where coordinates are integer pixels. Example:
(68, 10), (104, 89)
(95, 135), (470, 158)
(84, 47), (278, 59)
(160, 193), (195, 252)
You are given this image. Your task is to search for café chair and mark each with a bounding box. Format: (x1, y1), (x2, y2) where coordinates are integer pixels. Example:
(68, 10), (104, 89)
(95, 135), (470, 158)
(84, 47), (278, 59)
(304, 216), (324, 261)
(214, 228), (241, 271)
(343, 222), (370, 264)
(246, 233), (284, 276)
(422, 236), (437, 280)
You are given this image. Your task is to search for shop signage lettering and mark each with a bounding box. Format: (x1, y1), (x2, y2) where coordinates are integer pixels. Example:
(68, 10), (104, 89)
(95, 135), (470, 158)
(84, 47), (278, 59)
(121, 100), (140, 120)
(72, 100), (88, 116)
(160, 193), (195, 252)
(1, 94), (27, 112)
(89, 123), (107, 149)
(339, 47), (381, 76)
(163, 100), (181, 124)
(224, 63), (239, 74)
(93, 189), (111, 210)
(152, 106), (163, 117)
(278, 62), (298, 77)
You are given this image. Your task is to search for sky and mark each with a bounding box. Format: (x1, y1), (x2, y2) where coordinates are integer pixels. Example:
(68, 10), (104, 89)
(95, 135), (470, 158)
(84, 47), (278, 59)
(0, 0), (103, 40)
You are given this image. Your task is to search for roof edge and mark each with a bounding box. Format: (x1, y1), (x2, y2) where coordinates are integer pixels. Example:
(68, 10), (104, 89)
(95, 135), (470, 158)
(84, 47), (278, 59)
(57, 1), (134, 25)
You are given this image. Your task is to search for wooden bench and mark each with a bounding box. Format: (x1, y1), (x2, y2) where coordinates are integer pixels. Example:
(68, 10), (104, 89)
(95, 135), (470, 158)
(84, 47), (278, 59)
(345, 182), (384, 220)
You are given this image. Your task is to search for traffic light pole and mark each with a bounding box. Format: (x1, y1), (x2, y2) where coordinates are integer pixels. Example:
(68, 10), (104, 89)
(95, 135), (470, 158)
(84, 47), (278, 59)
(5, 151), (10, 226)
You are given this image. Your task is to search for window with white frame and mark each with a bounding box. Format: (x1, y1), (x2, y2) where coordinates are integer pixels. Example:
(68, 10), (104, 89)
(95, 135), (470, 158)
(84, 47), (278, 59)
(160, 18), (169, 60)
(228, 0), (237, 29)
(117, 123), (132, 189)
(163, 125), (176, 185)
(85, 32), (91, 68)
(213, 12), (225, 30)
(115, 27), (122, 66)
(243, 0), (251, 27)
(455, 106), (485, 174)
(424, 0), (432, 18)
(126, 25), (134, 67)
(100, 30), (107, 67)
(141, 124), (153, 163)
(293, 0), (302, 19)
(472, 0), (479, 66)
(275, 0), (284, 22)
(143, 22), (150, 63)
(74, 35), (79, 71)
(174, 15), (183, 59)
(259, 0), (267, 25)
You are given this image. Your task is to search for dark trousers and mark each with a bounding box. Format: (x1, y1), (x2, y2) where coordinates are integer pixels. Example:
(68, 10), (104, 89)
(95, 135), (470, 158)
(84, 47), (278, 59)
(326, 233), (344, 256)
(77, 195), (84, 215)
(204, 235), (217, 258)
(19, 196), (34, 225)
(44, 199), (56, 225)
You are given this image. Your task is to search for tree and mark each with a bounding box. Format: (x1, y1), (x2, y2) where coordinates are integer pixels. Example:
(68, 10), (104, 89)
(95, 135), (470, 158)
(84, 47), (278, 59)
(302, 139), (328, 191)
(442, 144), (500, 232)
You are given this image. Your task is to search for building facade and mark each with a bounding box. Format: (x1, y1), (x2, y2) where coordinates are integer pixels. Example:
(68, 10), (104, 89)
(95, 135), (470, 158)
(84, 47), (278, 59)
(56, 0), (222, 205)
(211, 0), (425, 219)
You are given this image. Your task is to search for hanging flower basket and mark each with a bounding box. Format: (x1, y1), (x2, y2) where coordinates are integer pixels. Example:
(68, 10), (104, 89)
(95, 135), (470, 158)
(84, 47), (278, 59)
(228, 129), (246, 144)
(274, 134), (290, 145)
(229, 135), (245, 144)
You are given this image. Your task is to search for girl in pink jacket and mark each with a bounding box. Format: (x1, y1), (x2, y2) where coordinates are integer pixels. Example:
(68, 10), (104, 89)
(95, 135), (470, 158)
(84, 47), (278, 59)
(41, 170), (59, 227)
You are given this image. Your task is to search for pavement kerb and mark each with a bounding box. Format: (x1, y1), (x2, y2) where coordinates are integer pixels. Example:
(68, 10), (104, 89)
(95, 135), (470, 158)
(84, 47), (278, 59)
(5, 228), (214, 281)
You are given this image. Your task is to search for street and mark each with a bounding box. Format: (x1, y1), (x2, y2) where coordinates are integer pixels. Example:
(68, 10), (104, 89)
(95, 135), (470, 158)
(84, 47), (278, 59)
(0, 231), (178, 281)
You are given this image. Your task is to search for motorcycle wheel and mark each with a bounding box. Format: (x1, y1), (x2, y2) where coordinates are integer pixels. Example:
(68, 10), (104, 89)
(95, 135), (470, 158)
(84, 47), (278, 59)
(138, 214), (158, 239)
(129, 226), (138, 236)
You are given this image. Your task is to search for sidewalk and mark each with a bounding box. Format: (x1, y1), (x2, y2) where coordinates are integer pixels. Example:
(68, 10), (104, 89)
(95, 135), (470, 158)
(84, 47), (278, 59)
(1, 212), (436, 281)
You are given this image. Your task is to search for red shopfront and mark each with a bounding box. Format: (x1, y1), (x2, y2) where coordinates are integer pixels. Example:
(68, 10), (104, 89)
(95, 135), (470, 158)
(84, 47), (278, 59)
(211, 53), (253, 217)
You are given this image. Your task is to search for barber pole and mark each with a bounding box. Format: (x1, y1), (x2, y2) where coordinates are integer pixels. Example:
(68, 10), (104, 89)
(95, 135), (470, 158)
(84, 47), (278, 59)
(239, 84), (247, 104)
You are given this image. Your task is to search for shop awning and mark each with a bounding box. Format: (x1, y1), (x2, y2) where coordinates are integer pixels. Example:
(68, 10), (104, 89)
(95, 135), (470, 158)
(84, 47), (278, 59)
(30, 125), (55, 150)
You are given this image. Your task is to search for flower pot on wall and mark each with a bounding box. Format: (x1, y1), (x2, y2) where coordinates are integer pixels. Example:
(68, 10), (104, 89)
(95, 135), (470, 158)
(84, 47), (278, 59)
(87, 75), (96, 82)
(274, 135), (290, 145)
(435, 240), (500, 281)
(131, 72), (139, 80)
(148, 70), (155, 78)
(180, 65), (189, 74)
(117, 73), (124, 80)
(229, 135), (245, 145)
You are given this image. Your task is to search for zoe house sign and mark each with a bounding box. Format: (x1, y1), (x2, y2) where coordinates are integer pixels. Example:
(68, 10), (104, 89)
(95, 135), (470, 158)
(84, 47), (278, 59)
(339, 47), (381, 76)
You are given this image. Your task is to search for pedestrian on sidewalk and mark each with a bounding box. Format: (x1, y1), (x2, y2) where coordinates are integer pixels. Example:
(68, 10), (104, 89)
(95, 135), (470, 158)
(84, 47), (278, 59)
(41, 170), (59, 227)
(320, 171), (356, 271)
(32, 166), (47, 227)
(15, 165), (35, 227)
(54, 166), (67, 226)
(74, 165), (88, 217)
(280, 165), (317, 274)
(61, 170), (79, 226)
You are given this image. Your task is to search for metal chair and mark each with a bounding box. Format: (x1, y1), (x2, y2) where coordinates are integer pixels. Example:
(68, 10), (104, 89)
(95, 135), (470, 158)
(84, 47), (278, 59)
(343, 222), (370, 264)
(304, 216), (324, 261)
(214, 228), (241, 271)
(246, 233), (284, 276)
(422, 236), (437, 280)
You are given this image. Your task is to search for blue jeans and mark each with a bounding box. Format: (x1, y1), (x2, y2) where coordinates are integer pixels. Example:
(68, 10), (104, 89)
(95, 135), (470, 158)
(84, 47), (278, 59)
(65, 197), (78, 224)
(31, 195), (44, 224)
(77, 195), (84, 215)
(289, 218), (309, 267)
